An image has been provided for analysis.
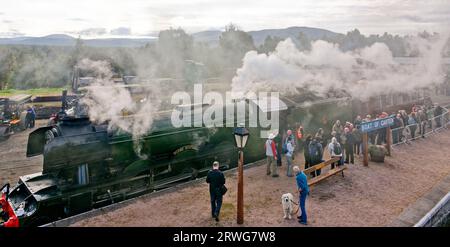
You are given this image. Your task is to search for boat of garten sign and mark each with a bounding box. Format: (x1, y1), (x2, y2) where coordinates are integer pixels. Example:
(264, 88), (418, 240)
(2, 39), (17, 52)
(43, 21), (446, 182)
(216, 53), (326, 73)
(360, 116), (395, 133)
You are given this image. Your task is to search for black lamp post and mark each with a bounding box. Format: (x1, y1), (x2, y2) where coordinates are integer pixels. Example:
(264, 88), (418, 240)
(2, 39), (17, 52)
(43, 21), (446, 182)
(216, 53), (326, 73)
(233, 124), (249, 224)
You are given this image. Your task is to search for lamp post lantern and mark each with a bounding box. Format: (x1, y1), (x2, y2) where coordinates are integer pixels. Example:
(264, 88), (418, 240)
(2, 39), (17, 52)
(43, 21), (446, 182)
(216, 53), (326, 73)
(233, 124), (249, 225)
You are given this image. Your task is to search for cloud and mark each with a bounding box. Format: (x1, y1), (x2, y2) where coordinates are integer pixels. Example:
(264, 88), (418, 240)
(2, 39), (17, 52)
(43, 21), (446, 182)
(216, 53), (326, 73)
(0, 29), (25, 37)
(67, 18), (87, 22)
(110, 27), (131, 36)
(401, 15), (427, 23)
(1, 0), (450, 36)
(78, 27), (107, 36)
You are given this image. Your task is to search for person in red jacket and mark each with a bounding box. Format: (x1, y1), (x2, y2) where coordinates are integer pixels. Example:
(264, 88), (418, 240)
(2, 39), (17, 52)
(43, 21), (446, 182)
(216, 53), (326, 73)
(0, 193), (19, 227)
(265, 133), (278, 177)
(296, 125), (304, 152)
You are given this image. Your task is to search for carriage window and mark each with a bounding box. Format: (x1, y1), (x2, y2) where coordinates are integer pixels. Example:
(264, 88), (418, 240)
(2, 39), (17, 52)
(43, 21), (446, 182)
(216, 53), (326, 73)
(77, 164), (89, 185)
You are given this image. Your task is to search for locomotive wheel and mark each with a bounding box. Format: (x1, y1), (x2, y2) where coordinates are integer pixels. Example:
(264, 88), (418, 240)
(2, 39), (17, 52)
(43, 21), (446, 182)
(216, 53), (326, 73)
(170, 148), (198, 178)
(181, 167), (198, 179)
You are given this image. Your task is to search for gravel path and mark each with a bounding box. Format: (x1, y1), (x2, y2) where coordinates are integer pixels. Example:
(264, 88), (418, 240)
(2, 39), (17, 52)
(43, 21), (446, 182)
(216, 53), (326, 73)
(0, 120), (46, 185)
(71, 129), (450, 227)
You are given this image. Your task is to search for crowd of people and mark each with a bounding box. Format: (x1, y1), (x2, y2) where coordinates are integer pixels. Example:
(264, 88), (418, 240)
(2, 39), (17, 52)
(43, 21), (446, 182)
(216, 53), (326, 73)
(265, 102), (446, 180)
(391, 103), (445, 144)
(262, 102), (446, 225)
(206, 102), (446, 226)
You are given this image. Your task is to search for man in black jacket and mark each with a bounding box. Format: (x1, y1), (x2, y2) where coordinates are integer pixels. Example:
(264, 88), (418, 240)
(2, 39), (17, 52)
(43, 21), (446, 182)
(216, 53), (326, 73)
(434, 104), (444, 128)
(206, 161), (226, 222)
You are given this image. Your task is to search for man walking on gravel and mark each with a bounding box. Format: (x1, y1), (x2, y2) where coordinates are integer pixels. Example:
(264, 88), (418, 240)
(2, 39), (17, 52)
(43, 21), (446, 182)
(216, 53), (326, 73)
(206, 161), (226, 222)
(265, 133), (279, 177)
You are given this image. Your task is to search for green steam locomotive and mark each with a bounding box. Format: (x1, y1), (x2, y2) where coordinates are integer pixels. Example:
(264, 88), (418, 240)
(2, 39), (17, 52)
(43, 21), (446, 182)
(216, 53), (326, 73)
(2, 95), (352, 226)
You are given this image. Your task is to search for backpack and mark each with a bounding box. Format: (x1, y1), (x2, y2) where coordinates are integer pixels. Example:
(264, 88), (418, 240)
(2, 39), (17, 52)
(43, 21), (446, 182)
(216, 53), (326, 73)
(309, 142), (320, 158)
(333, 143), (342, 155)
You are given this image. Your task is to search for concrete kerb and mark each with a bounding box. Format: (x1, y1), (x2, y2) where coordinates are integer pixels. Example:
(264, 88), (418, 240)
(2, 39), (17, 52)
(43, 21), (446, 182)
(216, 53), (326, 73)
(389, 172), (450, 227)
(41, 159), (266, 227)
(415, 192), (450, 227)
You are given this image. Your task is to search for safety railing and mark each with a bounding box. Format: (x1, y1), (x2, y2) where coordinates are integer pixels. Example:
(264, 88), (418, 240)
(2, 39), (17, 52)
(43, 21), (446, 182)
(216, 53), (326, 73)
(391, 106), (450, 146)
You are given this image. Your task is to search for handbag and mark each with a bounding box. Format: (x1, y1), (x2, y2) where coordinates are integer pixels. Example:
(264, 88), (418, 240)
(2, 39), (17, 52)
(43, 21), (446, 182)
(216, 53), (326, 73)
(220, 185), (228, 195)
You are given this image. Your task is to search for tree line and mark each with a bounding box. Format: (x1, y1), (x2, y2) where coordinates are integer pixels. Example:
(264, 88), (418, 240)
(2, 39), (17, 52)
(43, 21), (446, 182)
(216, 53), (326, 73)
(0, 24), (447, 90)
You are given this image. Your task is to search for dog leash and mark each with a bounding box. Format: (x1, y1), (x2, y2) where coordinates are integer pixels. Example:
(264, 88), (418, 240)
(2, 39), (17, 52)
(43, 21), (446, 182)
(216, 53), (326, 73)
(290, 199), (299, 214)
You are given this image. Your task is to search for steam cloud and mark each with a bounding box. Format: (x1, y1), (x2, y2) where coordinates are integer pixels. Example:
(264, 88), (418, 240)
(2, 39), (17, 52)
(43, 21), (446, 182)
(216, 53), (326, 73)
(78, 58), (160, 159)
(231, 35), (449, 100)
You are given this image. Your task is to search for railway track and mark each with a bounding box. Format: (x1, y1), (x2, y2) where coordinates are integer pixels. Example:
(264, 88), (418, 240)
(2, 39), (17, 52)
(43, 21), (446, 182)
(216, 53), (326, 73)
(41, 159), (264, 227)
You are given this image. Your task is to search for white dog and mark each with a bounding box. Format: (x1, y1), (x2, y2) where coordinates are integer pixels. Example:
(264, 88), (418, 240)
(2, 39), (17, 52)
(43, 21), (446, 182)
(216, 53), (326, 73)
(281, 193), (294, 219)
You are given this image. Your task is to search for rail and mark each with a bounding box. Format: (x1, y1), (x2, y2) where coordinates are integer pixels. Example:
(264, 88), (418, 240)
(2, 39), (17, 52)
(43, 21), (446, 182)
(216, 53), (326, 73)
(391, 105), (450, 146)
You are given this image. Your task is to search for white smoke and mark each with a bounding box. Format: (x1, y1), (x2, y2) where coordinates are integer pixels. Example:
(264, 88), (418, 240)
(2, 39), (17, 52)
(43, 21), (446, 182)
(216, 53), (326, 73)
(231, 34), (449, 100)
(78, 58), (160, 159)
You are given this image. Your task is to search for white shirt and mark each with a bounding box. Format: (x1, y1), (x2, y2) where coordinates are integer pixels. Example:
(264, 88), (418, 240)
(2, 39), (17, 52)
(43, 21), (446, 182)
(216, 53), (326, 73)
(286, 142), (294, 157)
(265, 139), (275, 156)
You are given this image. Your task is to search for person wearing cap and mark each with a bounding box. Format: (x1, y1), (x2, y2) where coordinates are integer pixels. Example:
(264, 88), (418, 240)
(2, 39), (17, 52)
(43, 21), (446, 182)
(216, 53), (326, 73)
(206, 161), (226, 222)
(265, 133), (278, 177)
(285, 131), (295, 177)
(328, 137), (344, 168)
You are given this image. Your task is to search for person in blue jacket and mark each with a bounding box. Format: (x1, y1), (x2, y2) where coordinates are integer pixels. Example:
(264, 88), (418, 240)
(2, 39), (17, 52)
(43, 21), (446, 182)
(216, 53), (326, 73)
(293, 166), (309, 225)
(26, 105), (36, 128)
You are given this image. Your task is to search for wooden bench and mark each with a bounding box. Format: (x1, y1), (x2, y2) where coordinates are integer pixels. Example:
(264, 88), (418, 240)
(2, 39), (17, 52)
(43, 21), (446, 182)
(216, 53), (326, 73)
(303, 157), (347, 187)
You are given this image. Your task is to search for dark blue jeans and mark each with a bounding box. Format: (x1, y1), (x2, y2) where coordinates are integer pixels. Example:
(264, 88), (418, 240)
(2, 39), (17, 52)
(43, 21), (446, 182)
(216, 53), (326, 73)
(210, 190), (223, 217)
(299, 192), (308, 223)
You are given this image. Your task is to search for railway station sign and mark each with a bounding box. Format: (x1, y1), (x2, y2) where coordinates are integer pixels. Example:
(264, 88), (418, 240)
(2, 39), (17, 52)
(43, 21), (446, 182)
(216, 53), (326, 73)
(360, 116), (395, 133)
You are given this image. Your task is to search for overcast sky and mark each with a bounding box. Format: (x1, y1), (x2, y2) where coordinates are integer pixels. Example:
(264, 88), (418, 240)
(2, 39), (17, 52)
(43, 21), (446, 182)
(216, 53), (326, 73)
(0, 0), (449, 38)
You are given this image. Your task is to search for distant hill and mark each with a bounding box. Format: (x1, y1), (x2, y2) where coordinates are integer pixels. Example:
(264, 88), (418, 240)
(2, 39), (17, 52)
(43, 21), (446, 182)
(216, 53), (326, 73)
(192, 26), (342, 46)
(83, 38), (157, 47)
(192, 30), (222, 45)
(0, 34), (157, 47)
(248, 26), (342, 46)
(0, 26), (341, 47)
